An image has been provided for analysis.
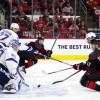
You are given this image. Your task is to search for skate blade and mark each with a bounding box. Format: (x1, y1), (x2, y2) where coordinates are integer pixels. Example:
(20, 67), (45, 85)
(2, 89), (17, 94)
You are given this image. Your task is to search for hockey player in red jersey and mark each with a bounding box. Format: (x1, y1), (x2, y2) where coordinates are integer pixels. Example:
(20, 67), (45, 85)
(27, 37), (52, 59)
(18, 37), (52, 72)
(73, 32), (100, 91)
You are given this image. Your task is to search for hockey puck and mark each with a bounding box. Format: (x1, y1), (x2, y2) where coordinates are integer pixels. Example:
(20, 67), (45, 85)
(37, 84), (41, 88)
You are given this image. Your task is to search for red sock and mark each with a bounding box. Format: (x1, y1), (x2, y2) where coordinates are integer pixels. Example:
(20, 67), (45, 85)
(87, 81), (96, 90)
(25, 60), (33, 68)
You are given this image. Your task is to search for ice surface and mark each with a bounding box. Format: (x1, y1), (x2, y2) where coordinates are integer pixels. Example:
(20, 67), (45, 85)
(1, 60), (100, 100)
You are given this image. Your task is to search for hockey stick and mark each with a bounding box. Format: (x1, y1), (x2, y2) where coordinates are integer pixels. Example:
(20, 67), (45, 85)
(17, 67), (30, 87)
(34, 52), (73, 66)
(42, 67), (73, 75)
(52, 70), (80, 84)
(51, 33), (60, 51)
(48, 57), (73, 66)
(21, 81), (29, 87)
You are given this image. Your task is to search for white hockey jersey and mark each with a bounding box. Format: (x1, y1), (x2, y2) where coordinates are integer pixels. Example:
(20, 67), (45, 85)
(0, 29), (19, 48)
(0, 47), (19, 74)
(0, 47), (22, 93)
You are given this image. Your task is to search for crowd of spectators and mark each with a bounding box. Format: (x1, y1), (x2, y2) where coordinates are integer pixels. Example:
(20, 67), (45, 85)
(0, 0), (88, 39)
(83, 0), (100, 18)
(83, 0), (100, 26)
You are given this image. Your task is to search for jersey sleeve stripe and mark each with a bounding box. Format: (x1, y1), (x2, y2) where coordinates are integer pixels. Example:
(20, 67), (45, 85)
(6, 58), (18, 63)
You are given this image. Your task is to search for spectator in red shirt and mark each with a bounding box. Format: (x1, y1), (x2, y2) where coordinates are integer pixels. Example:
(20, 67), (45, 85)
(68, 23), (79, 38)
(35, 17), (46, 31)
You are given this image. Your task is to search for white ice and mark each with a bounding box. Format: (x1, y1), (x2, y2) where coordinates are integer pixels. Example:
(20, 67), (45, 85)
(1, 60), (100, 100)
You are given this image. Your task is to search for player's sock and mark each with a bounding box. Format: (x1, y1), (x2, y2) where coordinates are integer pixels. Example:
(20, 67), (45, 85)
(86, 81), (100, 91)
(87, 81), (96, 90)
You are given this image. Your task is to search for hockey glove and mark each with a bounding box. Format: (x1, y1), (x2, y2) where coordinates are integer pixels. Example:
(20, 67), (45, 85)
(73, 63), (86, 70)
(46, 50), (53, 57)
(32, 59), (38, 65)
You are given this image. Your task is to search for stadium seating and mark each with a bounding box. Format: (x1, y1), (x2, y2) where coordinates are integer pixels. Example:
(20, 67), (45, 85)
(0, 0), (87, 39)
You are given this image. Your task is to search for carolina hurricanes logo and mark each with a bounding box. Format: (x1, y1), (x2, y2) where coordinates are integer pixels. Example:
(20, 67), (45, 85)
(86, 61), (91, 67)
(97, 54), (100, 61)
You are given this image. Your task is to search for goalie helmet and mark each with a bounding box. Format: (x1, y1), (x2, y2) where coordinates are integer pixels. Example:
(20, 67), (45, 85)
(86, 32), (100, 45)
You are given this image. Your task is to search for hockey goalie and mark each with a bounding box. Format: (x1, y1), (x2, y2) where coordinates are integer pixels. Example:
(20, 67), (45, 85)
(0, 40), (21, 93)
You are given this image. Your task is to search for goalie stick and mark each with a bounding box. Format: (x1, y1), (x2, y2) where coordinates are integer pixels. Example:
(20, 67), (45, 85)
(17, 67), (30, 87)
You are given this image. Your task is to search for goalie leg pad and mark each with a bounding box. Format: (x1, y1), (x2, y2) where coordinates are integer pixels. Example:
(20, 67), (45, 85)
(0, 64), (10, 87)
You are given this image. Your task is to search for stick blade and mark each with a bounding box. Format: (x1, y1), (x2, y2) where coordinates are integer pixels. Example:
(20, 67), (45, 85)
(52, 80), (63, 84)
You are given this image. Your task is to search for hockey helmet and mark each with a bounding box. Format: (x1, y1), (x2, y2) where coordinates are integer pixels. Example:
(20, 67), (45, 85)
(86, 32), (100, 44)
(37, 37), (44, 40)
(10, 23), (19, 29)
